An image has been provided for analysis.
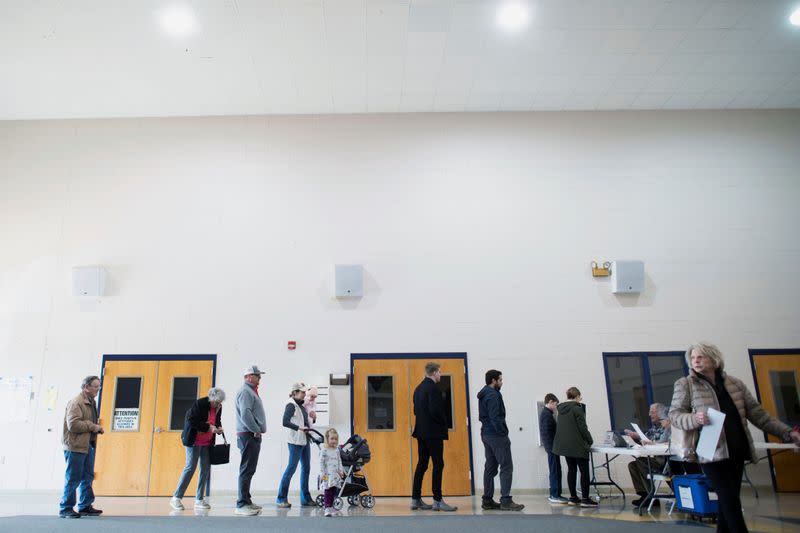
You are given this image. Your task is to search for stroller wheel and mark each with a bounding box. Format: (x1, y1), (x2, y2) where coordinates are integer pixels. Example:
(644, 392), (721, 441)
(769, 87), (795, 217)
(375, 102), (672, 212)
(333, 497), (344, 510)
(347, 496), (358, 506)
(360, 495), (375, 508)
(315, 494), (325, 507)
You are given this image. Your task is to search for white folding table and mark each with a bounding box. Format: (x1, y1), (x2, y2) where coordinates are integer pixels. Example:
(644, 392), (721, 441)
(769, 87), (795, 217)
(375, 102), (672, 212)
(590, 445), (673, 515)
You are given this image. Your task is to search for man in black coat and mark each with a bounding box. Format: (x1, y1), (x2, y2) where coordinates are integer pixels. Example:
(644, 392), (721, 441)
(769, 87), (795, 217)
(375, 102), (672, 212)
(410, 362), (457, 512)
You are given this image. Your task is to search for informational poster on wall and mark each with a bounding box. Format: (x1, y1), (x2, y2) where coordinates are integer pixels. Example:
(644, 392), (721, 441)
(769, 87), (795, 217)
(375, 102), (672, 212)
(311, 385), (330, 427)
(113, 408), (140, 431)
(0, 376), (34, 423)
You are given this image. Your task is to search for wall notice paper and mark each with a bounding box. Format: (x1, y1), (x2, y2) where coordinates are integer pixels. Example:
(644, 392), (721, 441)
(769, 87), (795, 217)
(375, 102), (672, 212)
(696, 408), (726, 461)
(313, 385), (330, 427)
(678, 486), (695, 510)
(631, 422), (649, 442)
(113, 408), (140, 431)
(0, 377), (34, 422)
(46, 386), (59, 411)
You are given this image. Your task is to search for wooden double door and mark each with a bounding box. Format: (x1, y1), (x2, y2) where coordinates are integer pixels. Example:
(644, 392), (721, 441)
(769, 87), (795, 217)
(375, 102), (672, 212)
(751, 351), (800, 492)
(93, 357), (215, 496)
(352, 356), (473, 497)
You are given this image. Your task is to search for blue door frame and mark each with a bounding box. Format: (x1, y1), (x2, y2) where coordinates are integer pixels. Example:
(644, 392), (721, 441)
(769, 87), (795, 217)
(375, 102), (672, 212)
(350, 352), (475, 496)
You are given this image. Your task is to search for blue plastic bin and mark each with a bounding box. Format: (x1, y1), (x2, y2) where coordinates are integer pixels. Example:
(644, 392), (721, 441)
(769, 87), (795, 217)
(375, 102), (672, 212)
(672, 474), (718, 517)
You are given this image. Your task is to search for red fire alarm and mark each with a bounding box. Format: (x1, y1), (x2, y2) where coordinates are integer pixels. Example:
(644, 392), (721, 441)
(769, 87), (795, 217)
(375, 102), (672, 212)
(288, 341), (296, 350)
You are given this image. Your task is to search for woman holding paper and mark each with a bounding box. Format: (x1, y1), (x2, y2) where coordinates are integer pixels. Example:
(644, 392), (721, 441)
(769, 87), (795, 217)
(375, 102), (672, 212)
(670, 342), (800, 533)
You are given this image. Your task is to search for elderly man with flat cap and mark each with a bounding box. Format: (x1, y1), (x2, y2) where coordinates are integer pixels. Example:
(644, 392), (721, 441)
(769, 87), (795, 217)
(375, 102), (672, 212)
(234, 365), (266, 516)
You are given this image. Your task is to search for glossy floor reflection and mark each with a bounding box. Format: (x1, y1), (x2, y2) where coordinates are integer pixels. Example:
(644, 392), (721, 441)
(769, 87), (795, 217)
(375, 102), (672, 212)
(2, 490), (799, 532)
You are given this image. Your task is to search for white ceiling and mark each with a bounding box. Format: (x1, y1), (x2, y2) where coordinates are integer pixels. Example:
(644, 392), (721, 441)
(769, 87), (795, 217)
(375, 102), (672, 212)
(2, 0), (800, 120)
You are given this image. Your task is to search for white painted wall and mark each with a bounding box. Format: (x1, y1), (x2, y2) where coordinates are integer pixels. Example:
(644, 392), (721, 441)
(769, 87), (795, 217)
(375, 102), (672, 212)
(1, 110), (799, 495)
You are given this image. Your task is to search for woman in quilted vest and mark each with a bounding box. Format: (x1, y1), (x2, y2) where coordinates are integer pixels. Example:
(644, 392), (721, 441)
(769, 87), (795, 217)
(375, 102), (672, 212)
(276, 382), (314, 508)
(670, 342), (800, 533)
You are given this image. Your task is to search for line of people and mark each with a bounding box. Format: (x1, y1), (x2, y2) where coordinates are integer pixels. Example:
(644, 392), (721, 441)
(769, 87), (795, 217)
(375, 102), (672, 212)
(172, 366), (322, 516)
(60, 345), (800, 529)
(59, 365), (323, 518)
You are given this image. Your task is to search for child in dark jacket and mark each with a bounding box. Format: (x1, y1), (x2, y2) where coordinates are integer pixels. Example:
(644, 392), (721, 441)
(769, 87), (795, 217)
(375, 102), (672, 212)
(552, 387), (597, 507)
(539, 393), (567, 504)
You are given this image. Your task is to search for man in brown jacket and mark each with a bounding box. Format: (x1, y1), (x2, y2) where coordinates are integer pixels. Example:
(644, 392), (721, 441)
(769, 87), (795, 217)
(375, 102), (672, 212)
(60, 375), (104, 519)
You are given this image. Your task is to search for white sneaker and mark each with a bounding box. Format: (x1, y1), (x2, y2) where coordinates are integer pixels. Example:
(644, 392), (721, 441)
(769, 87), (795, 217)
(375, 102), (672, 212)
(249, 503), (262, 511)
(170, 497), (184, 510)
(324, 507), (332, 517)
(234, 505), (260, 516)
(194, 499), (210, 510)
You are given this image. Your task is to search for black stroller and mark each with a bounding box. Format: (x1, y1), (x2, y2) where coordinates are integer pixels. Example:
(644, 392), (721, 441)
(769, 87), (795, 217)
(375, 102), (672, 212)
(309, 429), (375, 509)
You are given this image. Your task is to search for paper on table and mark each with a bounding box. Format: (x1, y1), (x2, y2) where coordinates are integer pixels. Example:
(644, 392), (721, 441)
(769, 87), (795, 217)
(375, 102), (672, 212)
(631, 422), (649, 442)
(696, 408), (726, 461)
(641, 443), (670, 452)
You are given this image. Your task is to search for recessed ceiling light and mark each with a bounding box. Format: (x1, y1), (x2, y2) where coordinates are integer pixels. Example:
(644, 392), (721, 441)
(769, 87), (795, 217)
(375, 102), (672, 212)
(158, 4), (197, 37)
(497, 2), (530, 32)
(791, 8), (800, 27)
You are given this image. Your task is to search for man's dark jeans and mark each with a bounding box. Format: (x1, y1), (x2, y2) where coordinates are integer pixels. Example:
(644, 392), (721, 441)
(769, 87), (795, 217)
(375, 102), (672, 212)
(546, 450), (563, 498)
(481, 434), (513, 504)
(412, 438), (444, 501)
(237, 433), (261, 508)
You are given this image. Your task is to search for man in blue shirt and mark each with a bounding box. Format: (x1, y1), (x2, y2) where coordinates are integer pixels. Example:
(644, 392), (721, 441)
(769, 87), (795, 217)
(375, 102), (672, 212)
(477, 369), (524, 511)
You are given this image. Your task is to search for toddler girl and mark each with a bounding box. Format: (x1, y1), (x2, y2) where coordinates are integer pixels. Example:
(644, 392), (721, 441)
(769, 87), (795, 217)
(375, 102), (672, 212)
(319, 428), (345, 517)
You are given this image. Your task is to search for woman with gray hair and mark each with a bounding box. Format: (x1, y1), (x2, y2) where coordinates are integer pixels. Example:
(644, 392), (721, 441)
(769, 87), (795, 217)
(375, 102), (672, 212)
(670, 342), (800, 533)
(170, 387), (226, 511)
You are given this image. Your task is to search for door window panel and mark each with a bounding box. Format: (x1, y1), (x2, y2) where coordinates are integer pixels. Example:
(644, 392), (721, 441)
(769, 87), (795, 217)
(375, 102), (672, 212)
(770, 370), (800, 423)
(112, 377), (142, 431)
(169, 377), (199, 431)
(367, 375), (395, 430)
(438, 375), (454, 430)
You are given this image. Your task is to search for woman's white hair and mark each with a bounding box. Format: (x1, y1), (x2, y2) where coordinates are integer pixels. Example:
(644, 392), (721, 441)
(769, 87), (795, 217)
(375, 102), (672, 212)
(208, 387), (226, 403)
(686, 342), (725, 372)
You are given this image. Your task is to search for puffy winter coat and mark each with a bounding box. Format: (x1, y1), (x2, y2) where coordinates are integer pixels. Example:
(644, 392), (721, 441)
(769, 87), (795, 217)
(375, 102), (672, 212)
(669, 369), (791, 464)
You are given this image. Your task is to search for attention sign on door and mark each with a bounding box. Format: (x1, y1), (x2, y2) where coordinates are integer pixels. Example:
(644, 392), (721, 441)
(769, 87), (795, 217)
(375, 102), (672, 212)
(113, 408), (140, 431)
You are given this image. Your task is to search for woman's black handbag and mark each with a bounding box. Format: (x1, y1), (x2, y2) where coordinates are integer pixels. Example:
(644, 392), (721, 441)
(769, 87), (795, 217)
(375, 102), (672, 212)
(209, 432), (230, 465)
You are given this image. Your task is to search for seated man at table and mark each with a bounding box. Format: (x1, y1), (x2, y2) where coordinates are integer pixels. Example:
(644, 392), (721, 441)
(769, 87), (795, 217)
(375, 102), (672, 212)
(624, 403), (671, 508)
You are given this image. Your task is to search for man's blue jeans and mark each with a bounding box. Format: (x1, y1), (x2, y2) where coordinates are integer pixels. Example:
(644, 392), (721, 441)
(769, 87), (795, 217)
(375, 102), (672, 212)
(60, 447), (96, 512)
(237, 433), (261, 508)
(276, 443), (311, 504)
(546, 450), (563, 498)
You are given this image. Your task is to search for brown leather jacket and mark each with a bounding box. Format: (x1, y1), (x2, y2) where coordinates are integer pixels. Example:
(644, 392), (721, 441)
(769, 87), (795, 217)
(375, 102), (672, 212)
(62, 391), (97, 453)
(669, 370), (791, 464)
